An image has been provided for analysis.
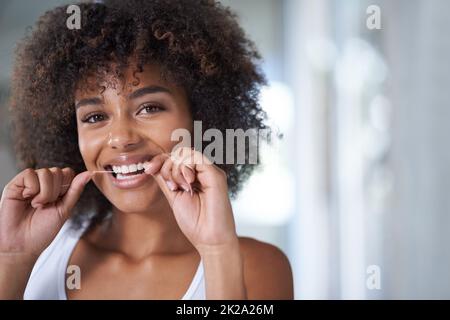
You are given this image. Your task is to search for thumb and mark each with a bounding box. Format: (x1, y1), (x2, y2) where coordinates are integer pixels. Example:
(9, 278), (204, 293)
(60, 171), (93, 218)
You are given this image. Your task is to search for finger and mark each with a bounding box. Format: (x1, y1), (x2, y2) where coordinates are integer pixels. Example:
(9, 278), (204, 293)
(159, 157), (177, 189)
(60, 168), (76, 196)
(181, 164), (196, 184)
(48, 167), (63, 202)
(31, 169), (54, 207)
(174, 147), (213, 173)
(178, 152), (198, 196)
(21, 169), (40, 199)
(144, 153), (180, 196)
(174, 150), (197, 184)
(177, 147), (227, 189)
(151, 172), (177, 206)
(144, 153), (169, 176)
(170, 146), (185, 165)
(172, 161), (190, 192)
(3, 169), (40, 200)
(60, 171), (93, 219)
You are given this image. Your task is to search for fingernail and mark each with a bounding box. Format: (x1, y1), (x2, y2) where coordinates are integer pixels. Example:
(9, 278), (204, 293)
(182, 184), (190, 193)
(181, 166), (194, 184)
(166, 180), (177, 191)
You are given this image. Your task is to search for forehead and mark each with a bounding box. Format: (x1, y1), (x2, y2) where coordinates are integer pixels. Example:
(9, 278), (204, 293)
(75, 63), (175, 99)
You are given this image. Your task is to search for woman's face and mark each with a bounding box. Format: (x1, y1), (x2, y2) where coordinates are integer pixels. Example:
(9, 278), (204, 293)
(75, 64), (193, 213)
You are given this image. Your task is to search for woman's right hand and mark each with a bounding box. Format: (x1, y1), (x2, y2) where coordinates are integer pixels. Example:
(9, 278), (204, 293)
(0, 168), (92, 260)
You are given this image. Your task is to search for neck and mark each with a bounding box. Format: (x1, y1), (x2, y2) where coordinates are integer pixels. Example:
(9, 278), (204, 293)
(88, 197), (195, 260)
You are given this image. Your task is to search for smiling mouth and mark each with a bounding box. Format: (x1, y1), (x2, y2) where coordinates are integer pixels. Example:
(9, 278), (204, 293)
(104, 161), (151, 180)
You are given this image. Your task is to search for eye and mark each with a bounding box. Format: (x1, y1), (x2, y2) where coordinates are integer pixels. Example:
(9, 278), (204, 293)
(81, 113), (106, 124)
(137, 104), (164, 115)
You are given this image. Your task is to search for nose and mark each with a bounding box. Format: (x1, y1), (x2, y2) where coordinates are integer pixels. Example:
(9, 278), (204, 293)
(107, 117), (141, 150)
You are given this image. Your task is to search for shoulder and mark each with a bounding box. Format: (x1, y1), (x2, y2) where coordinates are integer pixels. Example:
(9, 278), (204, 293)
(238, 236), (294, 300)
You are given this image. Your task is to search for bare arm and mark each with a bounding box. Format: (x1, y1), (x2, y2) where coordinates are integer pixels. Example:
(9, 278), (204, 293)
(0, 254), (37, 299)
(199, 240), (247, 300)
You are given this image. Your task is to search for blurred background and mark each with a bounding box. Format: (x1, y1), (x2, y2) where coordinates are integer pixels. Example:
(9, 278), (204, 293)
(1, 0), (449, 299)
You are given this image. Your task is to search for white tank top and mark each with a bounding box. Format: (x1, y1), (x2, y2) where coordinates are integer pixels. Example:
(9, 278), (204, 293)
(24, 219), (206, 300)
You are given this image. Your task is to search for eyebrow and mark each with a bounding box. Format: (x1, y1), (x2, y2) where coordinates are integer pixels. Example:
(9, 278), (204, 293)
(127, 85), (172, 100)
(75, 85), (172, 110)
(75, 97), (103, 110)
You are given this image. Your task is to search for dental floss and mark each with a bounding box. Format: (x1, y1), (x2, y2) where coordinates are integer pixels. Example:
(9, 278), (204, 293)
(61, 171), (113, 187)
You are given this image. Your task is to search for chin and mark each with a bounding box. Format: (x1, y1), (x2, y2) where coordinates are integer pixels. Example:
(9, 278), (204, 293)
(107, 188), (166, 214)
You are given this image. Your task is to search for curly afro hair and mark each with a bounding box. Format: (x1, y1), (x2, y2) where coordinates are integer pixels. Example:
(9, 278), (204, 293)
(10, 0), (269, 228)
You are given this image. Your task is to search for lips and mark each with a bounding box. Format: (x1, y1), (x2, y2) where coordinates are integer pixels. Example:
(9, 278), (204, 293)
(102, 154), (155, 189)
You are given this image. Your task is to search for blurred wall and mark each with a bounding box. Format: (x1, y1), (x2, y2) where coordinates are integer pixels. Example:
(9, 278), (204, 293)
(383, 0), (450, 299)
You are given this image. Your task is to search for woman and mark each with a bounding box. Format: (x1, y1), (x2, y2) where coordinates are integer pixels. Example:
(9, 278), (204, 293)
(0, 0), (293, 299)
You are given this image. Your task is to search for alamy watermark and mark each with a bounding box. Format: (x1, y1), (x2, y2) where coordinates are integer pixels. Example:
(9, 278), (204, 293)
(66, 5), (81, 30)
(366, 5), (381, 30)
(170, 121), (273, 165)
(66, 265), (81, 290)
(366, 265), (381, 290)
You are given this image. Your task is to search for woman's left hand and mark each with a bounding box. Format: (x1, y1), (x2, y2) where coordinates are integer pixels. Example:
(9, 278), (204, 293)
(144, 147), (238, 253)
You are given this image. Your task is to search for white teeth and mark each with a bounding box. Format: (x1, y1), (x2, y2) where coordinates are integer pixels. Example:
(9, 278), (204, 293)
(116, 173), (135, 180)
(129, 164), (138, 173)
(111, 162), (150, 176)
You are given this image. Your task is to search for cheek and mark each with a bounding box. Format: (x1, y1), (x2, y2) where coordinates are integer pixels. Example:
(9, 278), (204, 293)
(77, 128), (104, 168)
(145, 114), (193, 151)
